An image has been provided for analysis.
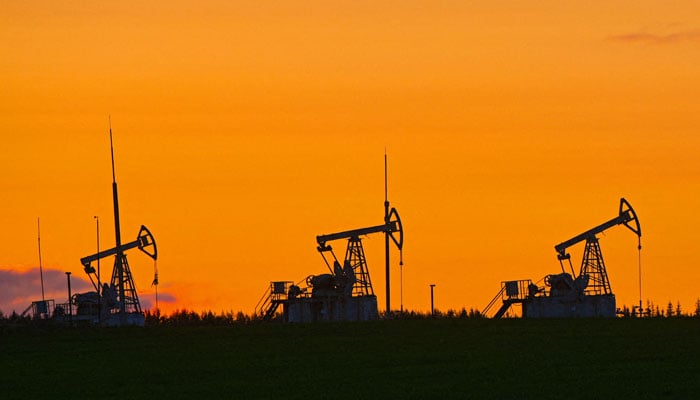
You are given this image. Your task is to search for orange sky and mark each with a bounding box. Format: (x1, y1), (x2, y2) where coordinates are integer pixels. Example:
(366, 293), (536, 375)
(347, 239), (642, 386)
(2, 1), (700, 315)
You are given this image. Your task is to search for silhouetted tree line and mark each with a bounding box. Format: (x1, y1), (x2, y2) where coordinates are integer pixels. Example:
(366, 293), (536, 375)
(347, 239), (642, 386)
(617, 299), (700, 318)
(143, 307), (486, 326)
(148, 301), (700, 324)
(144, 309), (253, 326)
(389, 307), (484, 319)
(2, 300), (700, 328)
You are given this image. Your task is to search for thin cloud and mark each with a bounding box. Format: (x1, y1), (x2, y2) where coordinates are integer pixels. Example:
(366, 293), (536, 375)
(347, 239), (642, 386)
(139, 292), (178, 311)
(609, 29), (700, 44)
(0, 268), (92, 314)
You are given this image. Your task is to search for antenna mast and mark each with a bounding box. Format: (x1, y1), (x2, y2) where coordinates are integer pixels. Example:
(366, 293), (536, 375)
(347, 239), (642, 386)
(110, 118), (123, 249)
(37, 217), (45, 302)
(384, 152), (391, 313)
(110, 118), (130, 315)
(109, 115), (126, 313)
(74, 118), (153, 326)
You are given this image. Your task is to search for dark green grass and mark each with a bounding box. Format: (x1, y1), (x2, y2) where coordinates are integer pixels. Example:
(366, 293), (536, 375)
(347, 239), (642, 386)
(2, 318), (699, 399)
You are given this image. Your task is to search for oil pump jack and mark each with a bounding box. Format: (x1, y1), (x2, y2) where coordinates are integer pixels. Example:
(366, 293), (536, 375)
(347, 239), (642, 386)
(553, 198), (641, 297)
(72, 123), (158, 326)
(314, 204), (403, 299)
(255, 154), (403, 322)
(483, 198), (641, 318)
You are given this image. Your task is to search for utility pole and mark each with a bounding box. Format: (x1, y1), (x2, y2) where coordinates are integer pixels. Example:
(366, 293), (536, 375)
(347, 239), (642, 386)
(430, 284), (436, 316)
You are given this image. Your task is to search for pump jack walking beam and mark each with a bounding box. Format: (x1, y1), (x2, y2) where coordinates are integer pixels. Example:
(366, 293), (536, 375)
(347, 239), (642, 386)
(553, 197), (641, 289)
(316, 206), (403, 306)
(316, 210), (403, 251)
(554, 198), (641, 261)
(81, 225), (157, 288)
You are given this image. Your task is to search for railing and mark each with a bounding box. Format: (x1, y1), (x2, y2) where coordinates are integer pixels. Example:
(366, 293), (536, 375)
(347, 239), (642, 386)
(482, 285), (507, 317)
(482, 279), (534, 317)
(255, 281), (294, 317)
(501, 280), (534, 301)
(21, 299), (57, 318)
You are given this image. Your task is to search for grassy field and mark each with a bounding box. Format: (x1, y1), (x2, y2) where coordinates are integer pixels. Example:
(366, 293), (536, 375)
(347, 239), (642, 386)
(2, 318), (699, 399)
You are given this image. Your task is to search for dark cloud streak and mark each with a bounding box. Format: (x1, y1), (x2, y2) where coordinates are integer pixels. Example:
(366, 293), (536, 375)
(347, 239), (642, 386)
(609, 29), (700, 45)
(1, 267), (178, 314)
(0, 268), (92, 314)
(139, 292), (177, 311)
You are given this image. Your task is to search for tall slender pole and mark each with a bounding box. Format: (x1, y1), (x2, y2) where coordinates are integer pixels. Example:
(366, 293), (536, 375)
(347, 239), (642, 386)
(110, 118), (126, 314)
(384, 152), (391, 314)
(66, 272), (73, 324)
(638, 241), (643, 316)
(95, 215), (101, 323)
(95, 216), (100, 290)
(37, 218), (45, 303)
(400, 263), (403, 313)
(430, 284), (436, 316)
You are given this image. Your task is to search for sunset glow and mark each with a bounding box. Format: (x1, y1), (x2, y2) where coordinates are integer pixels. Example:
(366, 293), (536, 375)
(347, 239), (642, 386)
(2, 1), (699, 316)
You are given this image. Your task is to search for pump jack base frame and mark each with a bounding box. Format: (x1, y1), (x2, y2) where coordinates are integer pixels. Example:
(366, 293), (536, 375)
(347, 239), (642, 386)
(523, 294), (616, 318)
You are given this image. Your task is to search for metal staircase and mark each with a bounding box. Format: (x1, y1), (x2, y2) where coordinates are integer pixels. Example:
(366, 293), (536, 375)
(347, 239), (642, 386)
(482, 280), (534, 318)
(255, 281), (293, 321)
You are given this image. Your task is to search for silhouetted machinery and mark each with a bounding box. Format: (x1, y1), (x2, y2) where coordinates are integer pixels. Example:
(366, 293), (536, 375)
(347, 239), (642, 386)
(76, 226), (157, 325)
(483, 198), (641, 318)
(256, 211), (403, 322)
(67, 124), (157, 326)
(256, 156), (404, 322)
